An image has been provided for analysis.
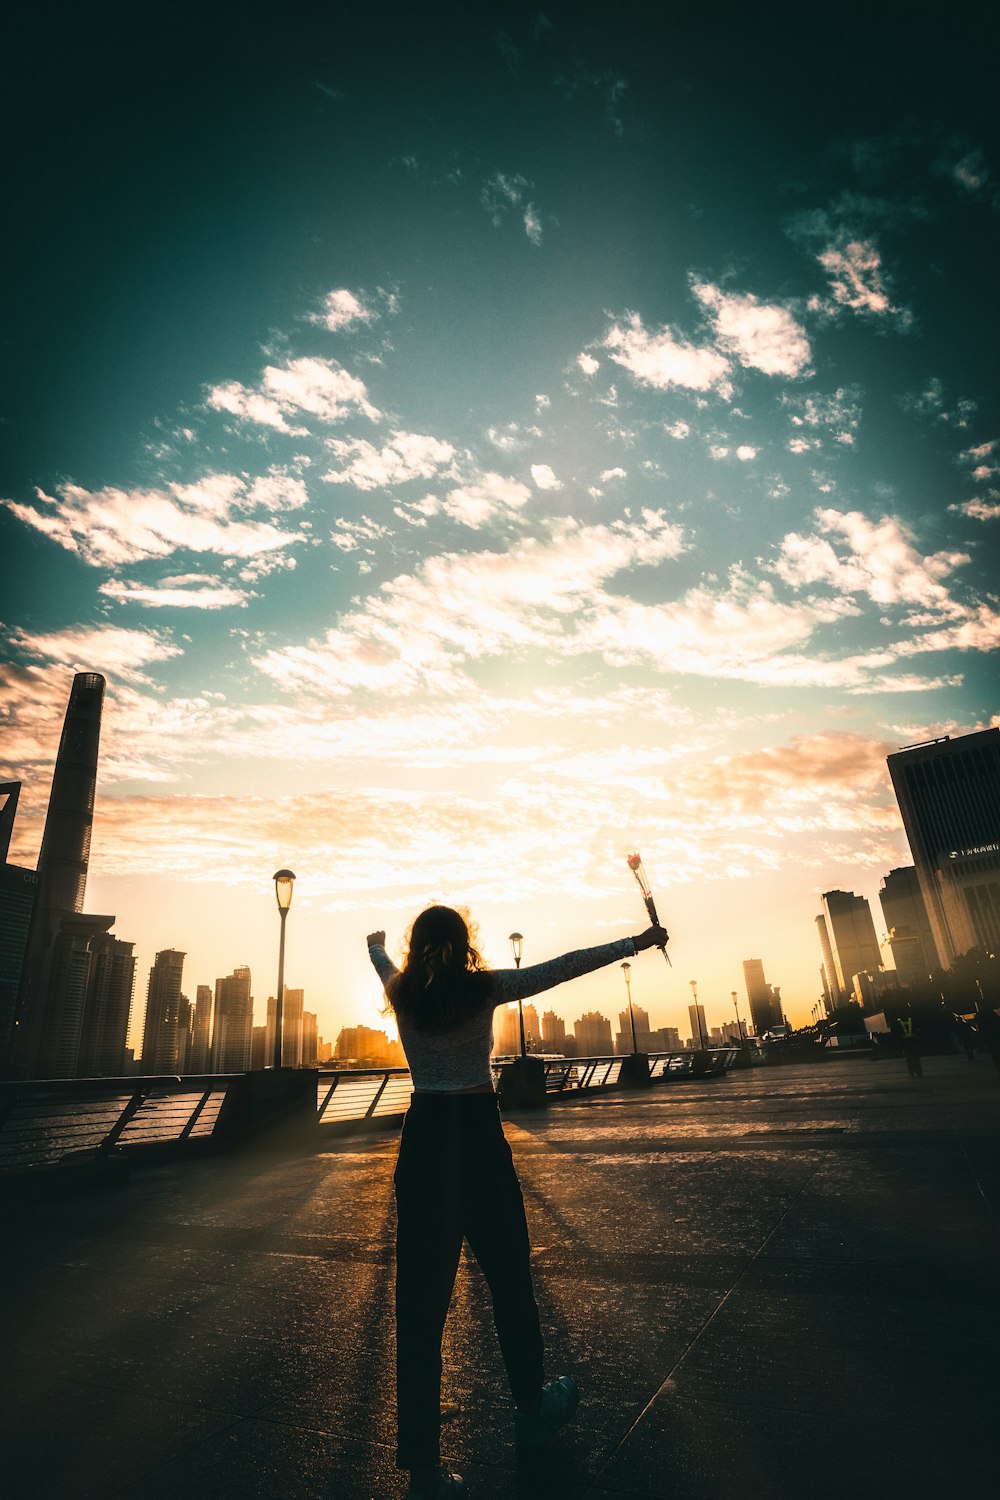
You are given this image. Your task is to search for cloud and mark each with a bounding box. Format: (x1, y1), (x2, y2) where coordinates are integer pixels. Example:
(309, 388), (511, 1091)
(953, 497), (1000, 522)
(324, 431), (457, 490)
(736, 445), (758, 462)
(665, 421), (689, 439)
(814, 234), (909, 323)
(603, 313), (732, 398)
(2, 472), (309, 567)
(481, 173), (542, 244)
(774, 509), (970, 613)
(901, 377), (976, 430)
(783, 387), (861, 445)
(599, 467), (626, 482)
(254, 512), (687, 698)
(10, 624), (182, 684)
(530, 464), (561, 490)
(692, 282), (811, 377)
(438, 471), (533, 527)
(332, 515), (392, 553)
(207, 356), (380, 432)
(950, 149), (990, 195)
(98, 578), (249, 609)
(318, 288), (377, 331)
(577, 353), (600, 376)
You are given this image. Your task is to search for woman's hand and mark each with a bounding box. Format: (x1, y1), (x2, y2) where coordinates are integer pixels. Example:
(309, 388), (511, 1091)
(366, 930), (387, 949)
(634, 925), (668, 952)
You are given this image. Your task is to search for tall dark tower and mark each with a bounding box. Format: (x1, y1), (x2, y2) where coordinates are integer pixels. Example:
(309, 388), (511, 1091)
(887, 729), (1000, 967)
(14, 673), (108, 1076)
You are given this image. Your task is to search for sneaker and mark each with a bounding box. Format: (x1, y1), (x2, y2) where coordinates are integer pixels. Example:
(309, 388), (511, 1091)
(514, 1375), (579, 1449)
(403, 1466), (466, 1499)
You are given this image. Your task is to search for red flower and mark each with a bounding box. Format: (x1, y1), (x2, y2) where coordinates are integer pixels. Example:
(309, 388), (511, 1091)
(627, 852), (642, 870)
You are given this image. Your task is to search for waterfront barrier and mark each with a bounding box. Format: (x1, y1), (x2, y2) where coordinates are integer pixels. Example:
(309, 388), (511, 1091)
(0, 1048), (738, 1178)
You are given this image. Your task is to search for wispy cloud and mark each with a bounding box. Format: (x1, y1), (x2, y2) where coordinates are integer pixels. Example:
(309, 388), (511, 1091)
(3, 472), (309, 567)
(254, 512), (686, 698)
(782, 387), (861, 446)
(98, 578), (249, 609)
(603, 313), (732, 397)
(207, 356), (380, 432)
(10, 624), (182, 684)
(774, 508), (970, 613)
(693, 282), (812, 377)
(481, 173), (542, 244)
(324, 431), (457, 489)
(901, 376), (976, 430)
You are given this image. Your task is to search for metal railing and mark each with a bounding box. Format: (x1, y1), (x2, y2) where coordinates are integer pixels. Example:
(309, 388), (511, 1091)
(0, 1074), (241, 1176)
(0, 1049), (739, 1176)
(316, 1068), (413, 1125)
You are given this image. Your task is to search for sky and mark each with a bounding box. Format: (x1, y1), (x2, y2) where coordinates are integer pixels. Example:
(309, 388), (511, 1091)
(2, 2), (999, 1049)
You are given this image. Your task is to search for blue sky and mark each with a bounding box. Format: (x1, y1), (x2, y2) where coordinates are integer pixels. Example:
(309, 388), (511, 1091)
(2, 2), (998, 1045)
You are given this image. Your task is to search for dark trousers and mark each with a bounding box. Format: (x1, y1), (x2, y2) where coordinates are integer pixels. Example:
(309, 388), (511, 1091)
(393, 1093), (545, 1469)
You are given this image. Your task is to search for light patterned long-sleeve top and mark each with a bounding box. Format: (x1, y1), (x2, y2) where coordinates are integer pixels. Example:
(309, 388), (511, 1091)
(368, 937), (637, 1092)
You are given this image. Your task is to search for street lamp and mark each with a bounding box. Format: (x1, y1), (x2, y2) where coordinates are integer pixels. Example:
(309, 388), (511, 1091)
(622, 960), (637, 1054)
(689, 978), (705, 1048)
(731, 989), (745, 1049)
(509, 932), (527, 1057)
(272, 869), (296, 1069)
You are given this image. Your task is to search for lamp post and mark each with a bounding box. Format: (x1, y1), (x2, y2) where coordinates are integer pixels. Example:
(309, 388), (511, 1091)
(272, 869), (296, 1069)
(509, 932), (527, 1057)
(731, 989), (745, 1049)
(689, 978), (705, 1048)
(622, 961), (637, 1054)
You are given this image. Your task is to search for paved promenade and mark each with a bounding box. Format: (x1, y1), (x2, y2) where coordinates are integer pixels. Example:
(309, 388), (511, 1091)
(3, 1057), (999, 1499)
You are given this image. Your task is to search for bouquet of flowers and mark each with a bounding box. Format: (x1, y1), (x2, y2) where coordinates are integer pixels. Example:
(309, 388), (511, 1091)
(627, 851), (671, 965)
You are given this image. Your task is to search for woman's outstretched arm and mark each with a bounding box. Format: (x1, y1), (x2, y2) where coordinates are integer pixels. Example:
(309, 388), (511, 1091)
(366, 930), (398, 989)
(491, 925), (667, 1005)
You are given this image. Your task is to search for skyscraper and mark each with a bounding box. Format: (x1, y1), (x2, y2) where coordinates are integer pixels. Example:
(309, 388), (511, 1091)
(14, 673), (107, 1076)
(0, 782), (37, 1066)
(879, 866), (938, 989)
(687, 1001), (708, 1046)
(141, 950), (187, 1073)
(212, 966), (253, 1072)
(77, 932), (136, 1077)
(743, 958), (783, 1034)
(189, 984), (213, 1072)
(887, 729), (1000, 966)
(541, 1010), (566, 1051)
(574, 1011), (612, 1054)
(817, 892), (881, 1005)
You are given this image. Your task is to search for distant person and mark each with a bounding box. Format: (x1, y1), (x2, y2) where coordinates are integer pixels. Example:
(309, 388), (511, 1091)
(367, 906), (668, 1500)
(896, 1008), (923, 1079)
(953, 1014), (976, 1063)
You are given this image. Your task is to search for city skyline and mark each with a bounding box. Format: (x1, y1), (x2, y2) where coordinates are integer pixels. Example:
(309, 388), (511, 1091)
(2, 8), (998, 1048)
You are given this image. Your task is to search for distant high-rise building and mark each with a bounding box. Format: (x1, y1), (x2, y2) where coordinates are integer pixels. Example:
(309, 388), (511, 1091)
(15, 673), (106, 1076)
(334, 1024), (393, 1063)
(77, 932), (136, 1077)
(250, 1024), (268, 1072)
(37, 913), (118, 1077)
(743, 959), (783, 1034)
(879, 866), (938, 989)
(887, 729), (1000, 966)
(818, 893), (881, 1004)
(521, 1003), (540, 1049)
(687, 1002), (709, 1046)
(212, 967), (252, 1072)
(283, 987), (305, 1066)
(574, 1010), (612, 1055)
(141, 950), (187, 1073)
(541, 1010), (566, 1051)
(493, 1004), (522, 1056)
(0, 786), (37, 1063)
(815, 918), (838, 1012)
(189, 985), (213, 1072)
(302, 1010), (318, 1065)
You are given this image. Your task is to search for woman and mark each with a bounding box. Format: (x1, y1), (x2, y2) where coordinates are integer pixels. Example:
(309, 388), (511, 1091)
(367, 905), (668, 1499)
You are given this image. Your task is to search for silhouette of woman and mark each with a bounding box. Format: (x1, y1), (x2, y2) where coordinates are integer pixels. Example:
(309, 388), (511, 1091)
(367, 905), (668, 1499)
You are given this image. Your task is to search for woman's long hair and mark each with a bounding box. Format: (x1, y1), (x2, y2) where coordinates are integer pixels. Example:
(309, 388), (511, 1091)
(385, 905), (493, 1031)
